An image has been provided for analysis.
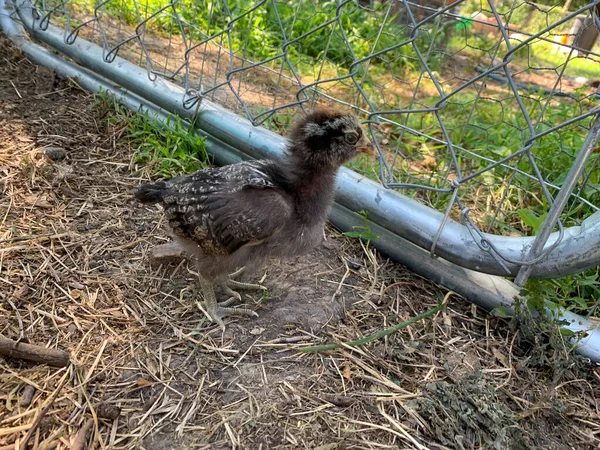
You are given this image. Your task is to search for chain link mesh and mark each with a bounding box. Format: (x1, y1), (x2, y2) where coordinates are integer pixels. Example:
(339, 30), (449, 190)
(20, 0), (600, 252)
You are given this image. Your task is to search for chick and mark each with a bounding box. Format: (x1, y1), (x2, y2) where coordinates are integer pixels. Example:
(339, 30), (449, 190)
(135, 108), (372, 328)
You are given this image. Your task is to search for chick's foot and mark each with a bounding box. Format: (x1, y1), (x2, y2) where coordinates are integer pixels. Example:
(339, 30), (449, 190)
(197, 273), (258, 330)
(221, 267), (267, 303)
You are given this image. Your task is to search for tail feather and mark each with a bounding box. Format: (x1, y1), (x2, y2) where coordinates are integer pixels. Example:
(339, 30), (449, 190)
(134, 181), (167, 204)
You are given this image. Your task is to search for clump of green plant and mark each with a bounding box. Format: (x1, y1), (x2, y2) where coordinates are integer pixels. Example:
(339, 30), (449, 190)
(524, 269), (600, 318)
(498, 291), (590, 382)
(342, 209), (378, 244)
(407, 374), (530, 450)
(95, 90), (210, 178)
(125, 112), (210, 178)
(396, 90), (599, 228)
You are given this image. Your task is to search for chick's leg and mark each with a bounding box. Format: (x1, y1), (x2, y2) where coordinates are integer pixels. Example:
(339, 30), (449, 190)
(197, 273), (258, 329)
(219, 267), (267, 304)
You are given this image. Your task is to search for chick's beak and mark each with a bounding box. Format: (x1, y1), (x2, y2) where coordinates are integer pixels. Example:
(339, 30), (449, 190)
(357, 137), (376, 156)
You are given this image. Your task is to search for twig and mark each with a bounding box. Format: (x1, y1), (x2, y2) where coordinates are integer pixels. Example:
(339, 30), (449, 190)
(268, 335), (313, 344)
(0, 335), (70, 367)
(70, 418), (94, 450)
(20, 385), (36, 407)
(23, 371), (70, 447)
(300, 302), (446, 352)
(6, 300), (24, 342)
(9, 80), (22, 98)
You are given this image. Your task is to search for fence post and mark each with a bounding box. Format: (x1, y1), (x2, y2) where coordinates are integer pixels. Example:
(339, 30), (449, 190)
(514, 114), (600, 287)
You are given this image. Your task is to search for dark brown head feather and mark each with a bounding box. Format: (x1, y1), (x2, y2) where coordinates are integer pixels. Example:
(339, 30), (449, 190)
(287, 107), (365, 171)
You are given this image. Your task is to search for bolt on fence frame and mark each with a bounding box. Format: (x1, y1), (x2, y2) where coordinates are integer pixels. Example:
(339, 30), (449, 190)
(1, 0), (600, 361)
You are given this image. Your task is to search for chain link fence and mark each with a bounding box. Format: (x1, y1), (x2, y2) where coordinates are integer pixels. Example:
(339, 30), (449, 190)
(5, 0), (600, 281)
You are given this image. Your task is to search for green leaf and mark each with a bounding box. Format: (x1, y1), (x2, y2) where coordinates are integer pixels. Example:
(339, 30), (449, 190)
(490, 306), (512, 319)
(575, 276), (599, 286)
(559, 328), (575, 337)
(361, 232), (378, 241)
(570, 297), (589, 309)
(342, 231), (362, 238)
(526, 295), (544, 312)
(517, 209), (548, 235)
(517, 209), (538, 227)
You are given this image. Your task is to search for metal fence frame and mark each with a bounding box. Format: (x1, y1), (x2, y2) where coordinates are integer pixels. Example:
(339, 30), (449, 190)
(2, 0), (600, 361)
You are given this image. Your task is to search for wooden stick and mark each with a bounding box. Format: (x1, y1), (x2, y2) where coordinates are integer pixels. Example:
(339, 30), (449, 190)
(21, 372), (70, 449)
(0, 335), (70, 367)
(70, 419), (94, 450)
(20, 385), (37, 407)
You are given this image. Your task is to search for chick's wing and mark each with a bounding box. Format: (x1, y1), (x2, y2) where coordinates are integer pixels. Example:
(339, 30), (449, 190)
(161, 161), (292, 255)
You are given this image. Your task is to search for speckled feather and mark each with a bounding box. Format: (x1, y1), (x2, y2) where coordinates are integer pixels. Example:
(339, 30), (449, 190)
(161, 161), (291, 256)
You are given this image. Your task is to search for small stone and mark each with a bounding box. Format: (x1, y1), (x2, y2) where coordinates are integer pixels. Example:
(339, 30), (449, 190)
(346, 259), (361, 271)
(93, 372), (107, 382)
(20, 385), (36, 407)
(43, 146), (67, 161)
(149, 242), (186, 265)
(322, 239), (341, 250)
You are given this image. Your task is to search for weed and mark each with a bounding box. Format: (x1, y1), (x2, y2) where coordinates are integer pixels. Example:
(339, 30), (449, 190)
(504, 293), (589, 383)
(95, 90), (210, 178)
(524, 269), (600, 317)
(256, 290), (273, 304)
(342, 210), (378, 244)
(126, 113), (210, 178)
(407, 374), (529, 450)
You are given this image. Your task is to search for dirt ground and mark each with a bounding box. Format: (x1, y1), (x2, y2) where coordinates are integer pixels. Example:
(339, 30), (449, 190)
(1, 32), (599, 450)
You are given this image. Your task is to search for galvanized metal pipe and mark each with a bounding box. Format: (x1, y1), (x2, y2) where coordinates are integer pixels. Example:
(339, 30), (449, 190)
(3, 3), (599, 362)
(8, 0), (600, 279)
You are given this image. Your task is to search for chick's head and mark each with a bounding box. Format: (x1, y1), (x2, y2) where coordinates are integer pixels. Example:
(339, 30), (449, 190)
(288, 108), (373, 169)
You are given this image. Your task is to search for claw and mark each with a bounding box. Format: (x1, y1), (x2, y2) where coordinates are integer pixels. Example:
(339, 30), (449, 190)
(222, 285), (243, 303)
(226, 279), (267, 291)
(196, 299), (258, 331)
(225, 266), (267, 291)
(196, 272), (259, 329)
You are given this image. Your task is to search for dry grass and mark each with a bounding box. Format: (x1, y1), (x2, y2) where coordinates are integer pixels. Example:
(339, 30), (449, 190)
(1, 33), (600, 450)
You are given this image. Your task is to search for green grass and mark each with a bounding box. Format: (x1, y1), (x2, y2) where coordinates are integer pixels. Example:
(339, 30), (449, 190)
(67, 0), (438, 79)
(97, 93), (210, 178)
(126, 113), (210, 178)
(535, 46), (600, 80)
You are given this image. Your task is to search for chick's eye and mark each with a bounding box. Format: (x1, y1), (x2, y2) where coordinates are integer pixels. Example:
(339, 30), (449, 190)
(345, 133), (358, 144)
